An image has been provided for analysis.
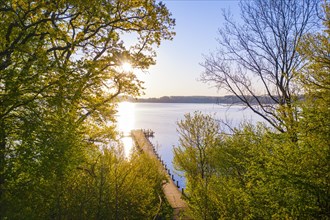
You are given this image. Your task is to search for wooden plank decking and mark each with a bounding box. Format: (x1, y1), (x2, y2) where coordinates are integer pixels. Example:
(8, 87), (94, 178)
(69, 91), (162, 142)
(131, 130), (190, 220)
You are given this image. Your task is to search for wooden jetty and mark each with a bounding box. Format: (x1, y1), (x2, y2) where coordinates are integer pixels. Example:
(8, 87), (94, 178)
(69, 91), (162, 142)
(131, 130), (190, 220)
(142, 129), (154, 137)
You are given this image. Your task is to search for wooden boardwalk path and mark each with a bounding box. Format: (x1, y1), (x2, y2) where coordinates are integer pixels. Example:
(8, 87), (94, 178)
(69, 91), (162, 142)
(131, 130), (190, 220)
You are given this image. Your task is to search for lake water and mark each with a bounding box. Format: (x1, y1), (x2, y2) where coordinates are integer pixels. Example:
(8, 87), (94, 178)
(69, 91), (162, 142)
(116, 102), (263, 189)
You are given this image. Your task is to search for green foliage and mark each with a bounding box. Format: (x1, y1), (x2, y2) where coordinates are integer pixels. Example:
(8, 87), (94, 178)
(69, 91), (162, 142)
(0, 0), (175, 218)
(175, 119), (329, 219)
(174, 2), (329, 220)
(295, 2), (330, 217)
(4, 145), (172, 219)
(62, 148), (170, 220)
(174, 111), (220, 181)
(174, 111), (221, 220)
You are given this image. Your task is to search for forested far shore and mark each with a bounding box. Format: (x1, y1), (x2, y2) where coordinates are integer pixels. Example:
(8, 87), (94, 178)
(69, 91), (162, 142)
(125, 95), (302, 104)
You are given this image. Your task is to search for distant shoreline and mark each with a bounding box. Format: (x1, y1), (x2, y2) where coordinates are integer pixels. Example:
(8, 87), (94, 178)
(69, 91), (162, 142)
(124, 95), (277, 104)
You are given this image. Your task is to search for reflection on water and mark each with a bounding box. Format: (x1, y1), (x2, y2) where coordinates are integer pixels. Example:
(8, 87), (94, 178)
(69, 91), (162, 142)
(116, 102), (135, 158)
(116, 102), (264, 188)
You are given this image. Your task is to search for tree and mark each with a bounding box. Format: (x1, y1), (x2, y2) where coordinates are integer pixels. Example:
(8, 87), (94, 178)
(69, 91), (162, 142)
(182, 3), (329, 218)
(0, 0), (175, 218)
(201, 0), (320, 134)
(65, 147), (171, 219)
(176, 116), (329, 219)
(294, 2), (330, 216)
(173, 111), (221, 220)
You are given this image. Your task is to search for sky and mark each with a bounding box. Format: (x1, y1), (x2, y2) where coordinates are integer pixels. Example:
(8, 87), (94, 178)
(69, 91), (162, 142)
(137, 0), (241, 98)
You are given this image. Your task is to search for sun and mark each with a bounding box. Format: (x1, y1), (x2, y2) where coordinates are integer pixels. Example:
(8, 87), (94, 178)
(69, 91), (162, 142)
(121, 62), (133, 72)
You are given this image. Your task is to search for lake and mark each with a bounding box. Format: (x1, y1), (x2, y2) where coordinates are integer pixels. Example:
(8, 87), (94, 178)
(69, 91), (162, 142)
(116, 102), (263, 189)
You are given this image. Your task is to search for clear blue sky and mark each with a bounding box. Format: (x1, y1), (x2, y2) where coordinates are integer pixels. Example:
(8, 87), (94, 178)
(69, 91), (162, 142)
(138, 0), (240, 98)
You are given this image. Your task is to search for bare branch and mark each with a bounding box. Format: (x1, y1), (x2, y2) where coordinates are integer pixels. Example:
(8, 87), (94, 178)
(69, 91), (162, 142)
(201, 0), (320, 132)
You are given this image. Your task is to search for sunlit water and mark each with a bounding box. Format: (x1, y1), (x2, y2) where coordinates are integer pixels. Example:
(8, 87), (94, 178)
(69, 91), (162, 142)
(116, 102), (264, 188)
(116, 102), (135, 158)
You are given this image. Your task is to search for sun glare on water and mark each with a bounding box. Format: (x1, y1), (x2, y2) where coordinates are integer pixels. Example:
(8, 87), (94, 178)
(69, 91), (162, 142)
(117, 102), (136, 157)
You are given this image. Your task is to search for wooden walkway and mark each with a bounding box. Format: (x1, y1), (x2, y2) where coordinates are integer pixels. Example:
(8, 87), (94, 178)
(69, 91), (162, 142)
(131, 130), (190, 220)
